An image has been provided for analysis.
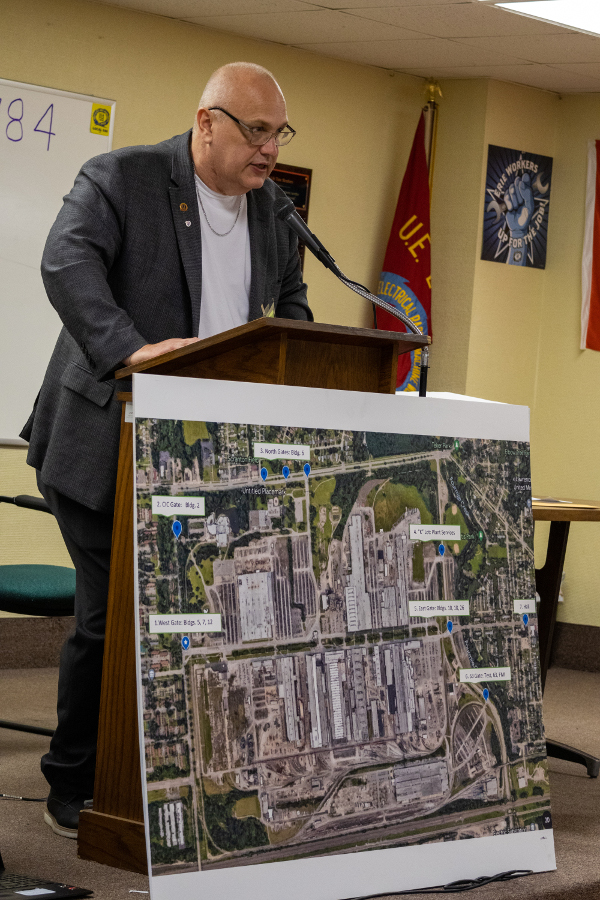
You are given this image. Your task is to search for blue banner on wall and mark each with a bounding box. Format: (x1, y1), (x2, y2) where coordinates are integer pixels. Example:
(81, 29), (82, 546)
(481, 145), (553, 269)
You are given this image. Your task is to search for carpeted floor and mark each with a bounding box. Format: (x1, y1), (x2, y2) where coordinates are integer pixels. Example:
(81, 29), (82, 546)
(0, 667), (598, 900)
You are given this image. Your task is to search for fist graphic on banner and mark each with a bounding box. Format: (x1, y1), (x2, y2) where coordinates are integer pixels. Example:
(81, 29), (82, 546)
(504, 173), (535, 266)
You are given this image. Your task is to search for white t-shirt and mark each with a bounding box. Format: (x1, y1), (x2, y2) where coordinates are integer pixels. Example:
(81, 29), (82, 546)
(195, 174), (251, 340)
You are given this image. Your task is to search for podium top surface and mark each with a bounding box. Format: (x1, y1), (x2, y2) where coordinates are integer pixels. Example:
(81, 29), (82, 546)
(115, 317), (429, 381)
(532, 497), (600, 522)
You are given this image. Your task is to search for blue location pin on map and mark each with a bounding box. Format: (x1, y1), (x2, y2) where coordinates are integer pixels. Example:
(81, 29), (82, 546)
(181, 636), (190, 651)
(447, 621), (453, 634)
(304, 463), (311, 477)
(483, 688), (489, 702)
(282, 465), (290, 479)
(438, 543), (445, 556)
(172, 520), (182, 539)
(260, 467), (268, 481)
(523, 613), (529, 626)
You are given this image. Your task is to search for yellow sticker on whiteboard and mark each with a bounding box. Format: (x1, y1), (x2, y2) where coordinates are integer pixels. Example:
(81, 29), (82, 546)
(90, 103), (111, 135)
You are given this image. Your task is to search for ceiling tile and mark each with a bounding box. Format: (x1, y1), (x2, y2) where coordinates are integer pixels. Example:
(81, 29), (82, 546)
(545, 62), (600, 79)
(400, 63), (600, 92)
(315, 0), (465, 8)
(511, 66), (600, 92)
(88, 0), (600, 94)
(185, 9), (426, 42)
(456, 33), (600, 64)
(95, 0), (318, 15)
(344, 3), (572, 38)
(293, 37), (525, 68)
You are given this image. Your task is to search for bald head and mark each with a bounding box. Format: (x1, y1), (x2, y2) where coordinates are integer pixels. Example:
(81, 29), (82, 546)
(197, 62), (284, 119)
(191, 61), (289, 196)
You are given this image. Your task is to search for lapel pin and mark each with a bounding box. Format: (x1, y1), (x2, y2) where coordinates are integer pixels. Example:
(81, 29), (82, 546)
(180, 202), (188, 211)
(185, 221), (191, 227)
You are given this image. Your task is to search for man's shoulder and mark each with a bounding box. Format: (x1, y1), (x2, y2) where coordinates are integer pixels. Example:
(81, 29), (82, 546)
(111, 130), (189, 162)
(82, 131), (191, 179)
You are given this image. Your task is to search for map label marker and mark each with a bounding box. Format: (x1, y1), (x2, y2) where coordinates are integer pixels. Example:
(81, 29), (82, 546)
(447, 621), (453, 633)
(460, 667), (511, 683)
(148, 668), (155, 681)
(282, 465), (290, 479)
(260, 467), (268, 481)
(483, 688), (489, 701)
(181, 636), (190, 650)
(439, 543), (445, 556)
(514, 597), (536, 614)
(304, 463), (311, 477)
(523, 613), (529, 625)
(172, 520), (182, 539)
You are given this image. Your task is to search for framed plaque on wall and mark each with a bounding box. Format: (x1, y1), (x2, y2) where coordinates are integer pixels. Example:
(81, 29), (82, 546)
(270, 163), (312, 271)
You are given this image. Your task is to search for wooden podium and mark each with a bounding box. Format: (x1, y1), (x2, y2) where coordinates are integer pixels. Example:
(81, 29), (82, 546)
(77, 318), (429, 873)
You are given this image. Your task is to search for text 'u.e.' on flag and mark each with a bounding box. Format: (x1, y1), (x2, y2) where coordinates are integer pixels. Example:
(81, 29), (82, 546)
(376, 113), (432, 391)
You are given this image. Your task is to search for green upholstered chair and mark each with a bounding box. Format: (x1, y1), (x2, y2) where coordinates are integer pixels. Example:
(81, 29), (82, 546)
(0, 494), (75, 737)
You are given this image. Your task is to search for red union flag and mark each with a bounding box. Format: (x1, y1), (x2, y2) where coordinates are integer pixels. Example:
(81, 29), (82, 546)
(376, 113), (432, 391)
(582, 139), (600, 351)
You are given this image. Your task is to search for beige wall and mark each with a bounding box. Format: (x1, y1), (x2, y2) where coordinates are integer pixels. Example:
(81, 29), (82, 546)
(0, 447), (72, 581)
(428, 79), (488, 396)
(431, 79), (560, 409)
(530, 94), (600, 627)
(468, 81), (559, 410)
(432, 78), (600, 627)
(3, 0), (600, 627)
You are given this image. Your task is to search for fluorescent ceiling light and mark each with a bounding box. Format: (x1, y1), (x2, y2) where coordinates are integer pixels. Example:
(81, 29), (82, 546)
(493, 1), (600, 37)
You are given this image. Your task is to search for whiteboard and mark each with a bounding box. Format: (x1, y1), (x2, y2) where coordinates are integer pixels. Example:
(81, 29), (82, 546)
(0, 79), (115, 444)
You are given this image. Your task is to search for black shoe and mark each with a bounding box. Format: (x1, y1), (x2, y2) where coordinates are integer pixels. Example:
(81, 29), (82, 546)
(44, 789), (92, 839)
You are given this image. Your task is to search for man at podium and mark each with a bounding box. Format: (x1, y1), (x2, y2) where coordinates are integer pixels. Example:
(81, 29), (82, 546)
(20, 61), (312, 838)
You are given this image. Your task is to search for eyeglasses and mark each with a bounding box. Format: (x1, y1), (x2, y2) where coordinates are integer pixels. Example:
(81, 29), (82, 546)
(209, 107), (296, 147)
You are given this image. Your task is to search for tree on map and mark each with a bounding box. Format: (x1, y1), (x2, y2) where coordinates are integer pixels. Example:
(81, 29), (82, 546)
(194, 543), (218, 563)
(330, 471), (369, 536)
(156, 517), (176, 574)
(352, 431), (370, 462)
(167, 637), (182, 668)
(156, 578), (170, 614)
(202, 786), (269, 852)
(366, 432), (433, 458)
(204, 490), (250, 531)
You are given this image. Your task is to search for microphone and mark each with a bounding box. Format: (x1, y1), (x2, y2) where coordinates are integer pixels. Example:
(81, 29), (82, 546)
(275, 194), (429, 395)
(276, 200), (339, 274)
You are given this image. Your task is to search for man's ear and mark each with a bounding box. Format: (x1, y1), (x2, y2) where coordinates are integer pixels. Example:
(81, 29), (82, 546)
(196, 107), (213, 144)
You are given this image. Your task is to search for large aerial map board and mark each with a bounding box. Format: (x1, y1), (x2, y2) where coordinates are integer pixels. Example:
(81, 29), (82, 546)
(132, 374), (556, 900)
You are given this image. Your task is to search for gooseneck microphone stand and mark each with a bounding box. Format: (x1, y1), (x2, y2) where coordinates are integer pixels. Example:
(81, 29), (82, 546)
(277, 201), (429, 396)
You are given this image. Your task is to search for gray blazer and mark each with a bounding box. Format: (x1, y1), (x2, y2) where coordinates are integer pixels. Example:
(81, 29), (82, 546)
(21, 130), (312, 513)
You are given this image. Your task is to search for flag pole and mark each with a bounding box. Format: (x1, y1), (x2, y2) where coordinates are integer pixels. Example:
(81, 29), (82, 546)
(418, 81), (440, 396)
(423, 80), (442, 196)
